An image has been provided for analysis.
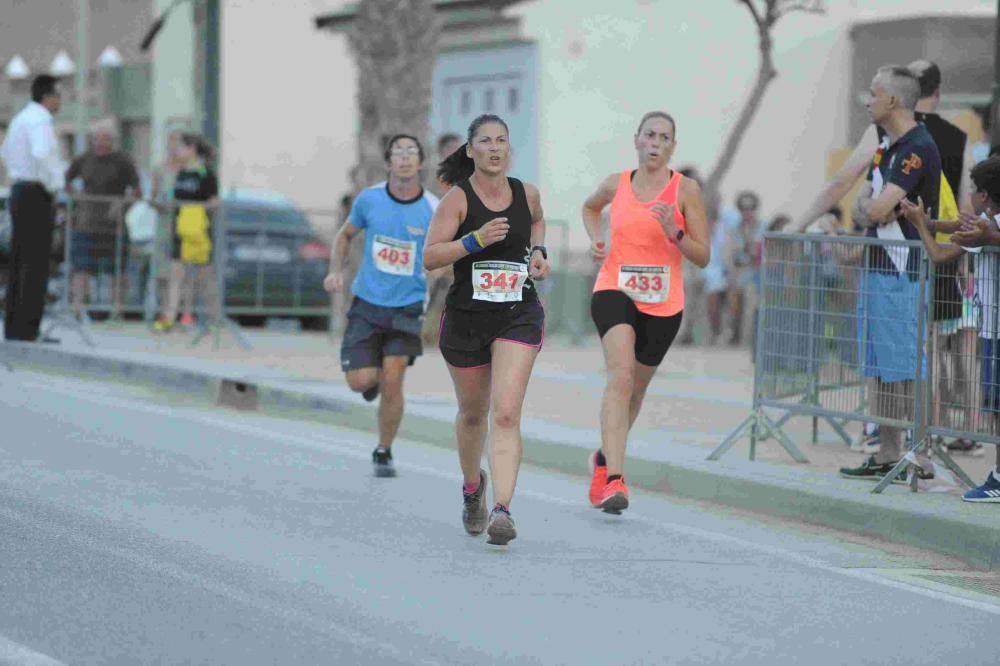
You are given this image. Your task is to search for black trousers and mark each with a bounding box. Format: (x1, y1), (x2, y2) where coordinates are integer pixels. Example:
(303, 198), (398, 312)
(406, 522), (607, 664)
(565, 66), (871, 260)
(4, 182), (54, 341)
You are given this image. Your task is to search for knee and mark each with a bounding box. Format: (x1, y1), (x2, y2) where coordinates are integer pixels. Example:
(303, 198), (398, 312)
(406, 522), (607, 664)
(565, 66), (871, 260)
(459, 406), (488, 429)
(491, 407), (521, 431)
(381, 374), (404, 400)
(346, 371), (376, 393)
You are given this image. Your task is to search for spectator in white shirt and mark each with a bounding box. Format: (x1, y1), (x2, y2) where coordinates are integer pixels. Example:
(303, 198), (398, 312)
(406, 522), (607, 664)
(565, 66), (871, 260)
(1, 75), (65, 341)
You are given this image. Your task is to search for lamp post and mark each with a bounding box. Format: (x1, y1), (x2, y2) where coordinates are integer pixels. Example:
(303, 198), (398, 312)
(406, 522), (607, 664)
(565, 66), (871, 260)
(74, 0), (90, 155)
(992, 0), (1000, 147)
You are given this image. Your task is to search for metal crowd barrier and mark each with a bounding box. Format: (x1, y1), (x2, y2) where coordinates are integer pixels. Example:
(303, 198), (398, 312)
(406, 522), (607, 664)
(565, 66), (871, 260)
(42, 193), (338, 349)
(709, 231), (998, 494)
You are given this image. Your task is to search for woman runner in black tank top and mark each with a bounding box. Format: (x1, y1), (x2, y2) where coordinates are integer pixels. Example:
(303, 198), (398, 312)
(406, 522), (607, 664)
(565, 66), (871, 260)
(447, 176), (539, 310)
(424, 114), (551, 546)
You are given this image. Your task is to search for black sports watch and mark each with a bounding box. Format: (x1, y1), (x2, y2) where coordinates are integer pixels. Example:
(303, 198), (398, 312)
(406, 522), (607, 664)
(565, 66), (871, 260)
(531, 245), (548, 260)
(675, 229), (685, 243)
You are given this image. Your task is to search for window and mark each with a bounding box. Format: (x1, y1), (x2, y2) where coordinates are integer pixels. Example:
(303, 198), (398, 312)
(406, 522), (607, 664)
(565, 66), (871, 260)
(460, 90), (471, 115)
(484, 88), (495, 113)
(508, 87), (519, 112)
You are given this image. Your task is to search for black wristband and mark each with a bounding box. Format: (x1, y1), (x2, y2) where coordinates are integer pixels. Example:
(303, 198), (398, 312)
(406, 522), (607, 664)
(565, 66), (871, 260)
(531, 245), (547, 260)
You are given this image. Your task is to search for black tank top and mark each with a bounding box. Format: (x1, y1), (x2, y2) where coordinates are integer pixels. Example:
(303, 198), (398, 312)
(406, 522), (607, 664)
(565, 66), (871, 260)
(447, 177), (538, 311)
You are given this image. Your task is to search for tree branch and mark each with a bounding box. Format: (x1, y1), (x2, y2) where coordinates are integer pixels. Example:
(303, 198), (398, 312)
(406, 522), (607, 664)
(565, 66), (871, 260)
(704, 0), (824, 212)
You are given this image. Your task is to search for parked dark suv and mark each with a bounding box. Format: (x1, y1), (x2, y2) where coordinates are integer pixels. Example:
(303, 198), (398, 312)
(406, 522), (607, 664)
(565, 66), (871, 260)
(218, 190), (332, 330)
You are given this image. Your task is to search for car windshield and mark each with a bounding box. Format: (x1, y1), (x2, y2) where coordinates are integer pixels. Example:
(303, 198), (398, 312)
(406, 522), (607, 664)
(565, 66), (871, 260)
(221, 201), (310, 231)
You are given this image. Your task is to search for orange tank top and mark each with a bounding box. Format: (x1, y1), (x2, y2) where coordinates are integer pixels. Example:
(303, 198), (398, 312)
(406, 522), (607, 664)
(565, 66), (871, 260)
(593, 169), (687, 316)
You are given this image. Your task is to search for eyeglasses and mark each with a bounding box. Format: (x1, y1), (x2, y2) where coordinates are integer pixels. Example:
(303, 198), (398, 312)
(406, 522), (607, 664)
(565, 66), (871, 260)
(390, 147), (421, 157)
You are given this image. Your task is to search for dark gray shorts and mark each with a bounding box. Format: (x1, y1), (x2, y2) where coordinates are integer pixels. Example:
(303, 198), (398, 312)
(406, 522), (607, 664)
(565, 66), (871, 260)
(340, 297), (424, 372)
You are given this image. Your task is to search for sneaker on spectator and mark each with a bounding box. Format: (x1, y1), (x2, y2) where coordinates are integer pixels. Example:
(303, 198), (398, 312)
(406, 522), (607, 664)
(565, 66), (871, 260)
(179, 312), (195, 327)
(840, 455), (896, 481)
(962, 472), (1000, 503)
(946, 439), (985, 457)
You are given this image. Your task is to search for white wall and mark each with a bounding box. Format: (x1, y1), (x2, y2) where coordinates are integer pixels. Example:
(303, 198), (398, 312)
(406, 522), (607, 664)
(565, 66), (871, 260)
(214, 0), (995, 245)
(511, 0), (994, 247)
(220, 0), (355, 219)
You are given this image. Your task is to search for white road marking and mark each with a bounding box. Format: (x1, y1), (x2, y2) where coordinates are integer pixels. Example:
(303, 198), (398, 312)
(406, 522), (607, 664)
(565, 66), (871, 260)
(0, 635), (68, 666)
(14, 376), (1000, 616)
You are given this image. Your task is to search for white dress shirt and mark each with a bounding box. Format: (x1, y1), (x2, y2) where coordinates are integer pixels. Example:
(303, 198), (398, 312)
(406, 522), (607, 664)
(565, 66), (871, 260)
(1, 101), (65, 193)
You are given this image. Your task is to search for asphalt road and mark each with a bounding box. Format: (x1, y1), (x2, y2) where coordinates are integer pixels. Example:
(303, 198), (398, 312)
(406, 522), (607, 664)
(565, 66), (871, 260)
(0, 370), (998, 665)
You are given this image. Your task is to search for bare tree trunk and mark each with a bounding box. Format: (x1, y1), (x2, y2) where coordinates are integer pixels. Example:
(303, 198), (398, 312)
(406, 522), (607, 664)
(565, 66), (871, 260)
(703, 0), (825, 214)
(347, 0), (442, 191)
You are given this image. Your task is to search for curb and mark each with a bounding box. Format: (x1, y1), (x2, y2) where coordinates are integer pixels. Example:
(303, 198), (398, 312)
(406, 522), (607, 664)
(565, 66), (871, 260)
(4, 340), (998, 571)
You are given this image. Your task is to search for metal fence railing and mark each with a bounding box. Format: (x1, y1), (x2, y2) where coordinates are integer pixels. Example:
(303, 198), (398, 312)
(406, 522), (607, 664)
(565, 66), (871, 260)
(38, 193), (337, 348)
(709, 231), (998, 494)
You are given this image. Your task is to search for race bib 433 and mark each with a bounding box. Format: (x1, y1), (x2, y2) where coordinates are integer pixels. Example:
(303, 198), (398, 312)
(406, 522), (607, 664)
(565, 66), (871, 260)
(618, 265), (670, 303)
(472, 260), (528, 303)
(373, 235), (416, 276)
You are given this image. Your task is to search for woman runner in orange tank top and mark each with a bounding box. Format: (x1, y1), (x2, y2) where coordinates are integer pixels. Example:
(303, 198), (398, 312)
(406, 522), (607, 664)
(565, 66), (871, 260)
(581, 111), (710, 513)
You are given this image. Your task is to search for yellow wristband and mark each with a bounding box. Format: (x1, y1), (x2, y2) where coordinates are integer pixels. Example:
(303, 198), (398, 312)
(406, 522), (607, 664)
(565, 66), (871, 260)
(473, 230), (485, 249)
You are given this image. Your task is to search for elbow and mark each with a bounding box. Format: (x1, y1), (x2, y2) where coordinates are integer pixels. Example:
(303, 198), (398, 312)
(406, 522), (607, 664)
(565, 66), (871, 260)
(423, 247), (442, 271)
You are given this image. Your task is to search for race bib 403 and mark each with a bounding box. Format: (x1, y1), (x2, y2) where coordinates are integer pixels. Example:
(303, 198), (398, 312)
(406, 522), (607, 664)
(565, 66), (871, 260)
(472, 260), (528, 303)
(373, 235), (416, 276)
(618, 265), (670, 303)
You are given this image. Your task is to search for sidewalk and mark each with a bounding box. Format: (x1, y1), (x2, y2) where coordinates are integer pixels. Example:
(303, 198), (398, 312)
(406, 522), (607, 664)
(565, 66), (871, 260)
(3, 321), (998, 570)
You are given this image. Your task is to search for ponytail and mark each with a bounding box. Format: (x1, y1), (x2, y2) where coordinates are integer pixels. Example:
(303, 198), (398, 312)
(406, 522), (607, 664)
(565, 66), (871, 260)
(437, 143), (474, 187)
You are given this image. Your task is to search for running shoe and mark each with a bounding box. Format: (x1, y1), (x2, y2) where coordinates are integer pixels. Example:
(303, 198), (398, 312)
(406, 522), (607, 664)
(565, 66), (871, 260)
(962, 473), (1000, 503)
(462, 469), (489, 535)
(588, 450), (608, 508)
(486, 505), (517, 545)
(839, 455), (933, 484)
(362, 384), (380, 402)
(372, 447), (396, 478)
(839, 455), (898, 481)
(179, 312), (195, 327)
(599, 478), (630, 514)
(152, 317), (174, 333)
(946, 439), (985, 457)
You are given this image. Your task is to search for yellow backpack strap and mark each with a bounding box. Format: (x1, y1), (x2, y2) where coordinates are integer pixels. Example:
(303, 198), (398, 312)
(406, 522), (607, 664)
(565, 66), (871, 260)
(935, 176), (959, 243)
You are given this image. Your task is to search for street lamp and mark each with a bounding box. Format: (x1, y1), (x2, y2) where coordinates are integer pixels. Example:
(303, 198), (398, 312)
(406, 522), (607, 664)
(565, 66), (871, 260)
(4, 55), (30, 80)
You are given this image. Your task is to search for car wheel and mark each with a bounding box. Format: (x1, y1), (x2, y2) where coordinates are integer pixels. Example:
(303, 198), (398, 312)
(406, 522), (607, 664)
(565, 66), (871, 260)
(299, 316), (329, 331)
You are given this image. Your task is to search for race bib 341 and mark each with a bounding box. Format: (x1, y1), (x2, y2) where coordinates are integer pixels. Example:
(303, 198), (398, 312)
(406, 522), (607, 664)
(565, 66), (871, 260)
(472, 260), (528, 303)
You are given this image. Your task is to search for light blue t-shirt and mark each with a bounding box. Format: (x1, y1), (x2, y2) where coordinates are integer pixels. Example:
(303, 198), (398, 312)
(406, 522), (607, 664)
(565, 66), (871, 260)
(350, 182), (438, 308)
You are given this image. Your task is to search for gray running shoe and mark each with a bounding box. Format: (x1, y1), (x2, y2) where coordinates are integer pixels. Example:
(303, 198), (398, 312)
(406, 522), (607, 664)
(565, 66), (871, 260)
(372, 447), (396, 478)
(462, 469), (489, 535)
(486, 506), (517, 546)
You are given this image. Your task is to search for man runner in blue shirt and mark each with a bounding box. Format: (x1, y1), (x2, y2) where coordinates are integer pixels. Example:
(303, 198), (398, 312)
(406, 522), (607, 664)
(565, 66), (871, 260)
(324, 135), (439, 477)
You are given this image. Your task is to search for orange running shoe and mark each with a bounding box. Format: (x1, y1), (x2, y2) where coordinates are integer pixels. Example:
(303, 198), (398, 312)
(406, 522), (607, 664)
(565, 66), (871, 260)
(588, 450), (607, 508)
(599, 477), (630, 514)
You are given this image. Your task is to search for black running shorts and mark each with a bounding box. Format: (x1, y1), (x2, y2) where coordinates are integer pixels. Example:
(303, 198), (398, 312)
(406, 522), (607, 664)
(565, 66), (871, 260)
(438, 300), (544, 368)
(340, 297), (423, 372)
(590, 289), (682, 367)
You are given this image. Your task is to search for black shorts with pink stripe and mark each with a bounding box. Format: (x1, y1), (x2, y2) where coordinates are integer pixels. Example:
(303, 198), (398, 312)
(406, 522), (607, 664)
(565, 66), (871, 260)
(438, 300), (545, 368)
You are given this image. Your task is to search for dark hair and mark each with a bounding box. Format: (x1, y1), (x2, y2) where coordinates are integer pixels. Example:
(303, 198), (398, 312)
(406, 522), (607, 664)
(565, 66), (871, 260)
(876, 65), (920, 110)
(768, 214), (791, 232)
(436, 114), (510, 186)
(31, 75), (60, 103)
(971, 156), (1000, 206)
(437, 133), (461, 155)
(636, 111), (677, 137)
(909, 60), (942, 99)
(678, 165), (701, 185)
(179, 132), (216, 162)
(736, 191), (760, 211)
(383, 134), (425, 163)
